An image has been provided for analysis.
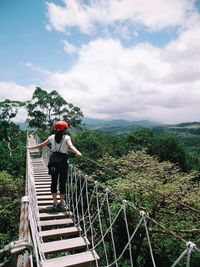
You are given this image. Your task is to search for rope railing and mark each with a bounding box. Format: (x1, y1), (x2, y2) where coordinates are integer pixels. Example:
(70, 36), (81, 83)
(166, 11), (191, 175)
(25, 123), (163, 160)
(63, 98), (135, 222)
(25, 136), (49, 266)
(64, 164), (200, 267)
(36, 138), (200, 267)
(16, 133), (33, 267)
(82, 155), (200, 214)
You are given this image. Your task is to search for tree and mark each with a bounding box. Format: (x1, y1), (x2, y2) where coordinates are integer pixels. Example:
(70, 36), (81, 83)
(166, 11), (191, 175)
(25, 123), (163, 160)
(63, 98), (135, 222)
(0, 121), (26, 176)
(0, 99), (26, 173)
(0, 99), (25, 122)
(150, 135), (190, 171)
(0, 171), (24, 248)
(93, 151), (200, 267)
(125, 129), (190, 172)
(26, 87), (83, 130)
(71, 129), (129, 174)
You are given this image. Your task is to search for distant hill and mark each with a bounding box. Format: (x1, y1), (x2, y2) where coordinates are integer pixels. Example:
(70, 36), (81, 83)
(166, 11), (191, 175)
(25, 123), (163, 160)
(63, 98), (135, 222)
(16, 122), (34, 130)
(171, 121), (200, 129)
(82, 119), (200, 134)
(16, 119), (200, 134)
(82, 117), (160, 129)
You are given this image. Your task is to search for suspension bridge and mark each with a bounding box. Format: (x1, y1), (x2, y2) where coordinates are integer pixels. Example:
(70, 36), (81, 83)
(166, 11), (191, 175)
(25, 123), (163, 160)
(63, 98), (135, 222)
(1, 135), (200, 267)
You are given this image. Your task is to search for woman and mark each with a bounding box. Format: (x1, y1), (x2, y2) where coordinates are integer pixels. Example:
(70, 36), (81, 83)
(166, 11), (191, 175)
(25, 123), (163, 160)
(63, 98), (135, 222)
(28, 121), (82, 210)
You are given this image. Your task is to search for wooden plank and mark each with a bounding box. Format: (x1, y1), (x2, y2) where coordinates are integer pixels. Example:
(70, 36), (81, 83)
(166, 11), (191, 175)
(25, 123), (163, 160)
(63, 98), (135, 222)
(35, 181), (51, 184)
(35, 183), (49, 185)
(38, 206), (72, 214)
(34, 171), (48, 173)
(37, 195), (60, 200)
(39, 226), (80, 238)
(35, 176), (49, 178)
(36, 193), (51, 197)
(37, 200), (52, 205)
(34, 171), (49, 173)
(34, 175), (50, 178)
(35, 186), (50, 190)
(34, 180), (51, 183)
(34, 176), (50, 179)
(35, 178), (50, 180)
(35, 180), (50, 183)
(34, 172), (48, 173)
(39, 212), (66, 220)
(36, 188), (50, 191)
(34, 173), (49, 175)
(35, 183), (51, 186)
(34, 173), (48, 175)
(35, 179), (50, 181)
(35, 181), (50, 183)
(42, 251), (99, 267)
(38, 205), (53, 211)
(34, 171), (47, 173)
(35, 178), (51, 181)
(39, 218), (73, 227)
(41, 237), (90, 254)
(36, 186), (51, 190)
(34, 177), (50, 179)
(35, 184), (51, 187)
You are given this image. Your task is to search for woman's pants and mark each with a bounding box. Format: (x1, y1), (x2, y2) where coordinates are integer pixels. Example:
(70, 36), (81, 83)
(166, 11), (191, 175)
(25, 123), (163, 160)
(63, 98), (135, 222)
(51, 169), (68, 194)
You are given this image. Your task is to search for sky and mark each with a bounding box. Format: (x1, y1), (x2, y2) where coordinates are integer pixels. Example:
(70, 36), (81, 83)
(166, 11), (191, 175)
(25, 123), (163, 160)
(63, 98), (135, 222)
(0, 0), (200, 124)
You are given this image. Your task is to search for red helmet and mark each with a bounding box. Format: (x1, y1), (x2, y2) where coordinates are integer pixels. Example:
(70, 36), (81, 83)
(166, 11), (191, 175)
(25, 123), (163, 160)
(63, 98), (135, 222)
(55, 121), (68, 130)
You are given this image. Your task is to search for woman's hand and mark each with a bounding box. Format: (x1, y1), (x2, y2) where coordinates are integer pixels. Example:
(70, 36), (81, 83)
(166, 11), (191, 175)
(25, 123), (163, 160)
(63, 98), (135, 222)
(76, 151), (82, 157)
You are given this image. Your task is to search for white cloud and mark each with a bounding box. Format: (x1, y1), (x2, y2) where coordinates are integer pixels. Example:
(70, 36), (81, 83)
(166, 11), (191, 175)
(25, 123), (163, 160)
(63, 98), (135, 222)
(26, 62), (51, 76)
(46, 0), (93, 33)
(161, 16), (200, 84)
(38, 29), (200, 123)
(63, 40), (79, 54)
(0, 82), (34, 101)
(46, 0), (195, 34)
(0, 82), (35, 122)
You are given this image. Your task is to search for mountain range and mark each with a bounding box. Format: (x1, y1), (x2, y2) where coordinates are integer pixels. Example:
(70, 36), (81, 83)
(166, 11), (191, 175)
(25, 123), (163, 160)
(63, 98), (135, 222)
(82, 117), (160, 128)
(16, 118), (200, 133)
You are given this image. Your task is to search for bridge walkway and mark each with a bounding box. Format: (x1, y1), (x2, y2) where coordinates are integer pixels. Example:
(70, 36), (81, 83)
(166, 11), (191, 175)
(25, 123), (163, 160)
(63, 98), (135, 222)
(29, 142), (99, 267)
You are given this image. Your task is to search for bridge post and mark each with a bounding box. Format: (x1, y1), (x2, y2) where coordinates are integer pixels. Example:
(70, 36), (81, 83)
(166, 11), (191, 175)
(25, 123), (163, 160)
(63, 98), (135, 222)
(17, 196), (32, 267)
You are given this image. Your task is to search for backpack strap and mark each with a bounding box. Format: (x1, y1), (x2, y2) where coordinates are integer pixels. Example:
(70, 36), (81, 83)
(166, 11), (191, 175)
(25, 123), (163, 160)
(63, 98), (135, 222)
(54, 136), (64, 152)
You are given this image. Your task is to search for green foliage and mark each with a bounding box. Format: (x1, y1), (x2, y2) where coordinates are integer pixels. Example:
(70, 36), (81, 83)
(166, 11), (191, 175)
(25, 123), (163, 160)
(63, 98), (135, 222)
(125, 129), (191, 172)
(0, 121), (26, 176)
(0, 121), (26, 250)
(26, 87), (83, 130)
(71, 129), (129, 174)
(149, 135), (189, 171)
(73, 128), (191, 173)
(0, 99), (25, 122)
(0, 171), (24, 248)
(92, 150), (200, 266)
(153, 126), (200, 170)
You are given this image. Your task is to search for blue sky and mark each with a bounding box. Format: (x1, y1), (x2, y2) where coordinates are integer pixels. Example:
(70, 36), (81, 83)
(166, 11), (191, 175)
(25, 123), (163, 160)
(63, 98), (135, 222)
(0, 0), (200, 123)
(0, 0), (72, 84)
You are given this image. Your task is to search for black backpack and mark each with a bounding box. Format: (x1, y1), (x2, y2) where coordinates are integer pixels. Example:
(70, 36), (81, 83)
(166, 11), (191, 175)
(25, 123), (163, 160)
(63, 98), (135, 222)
(48, 137), (68, 175)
